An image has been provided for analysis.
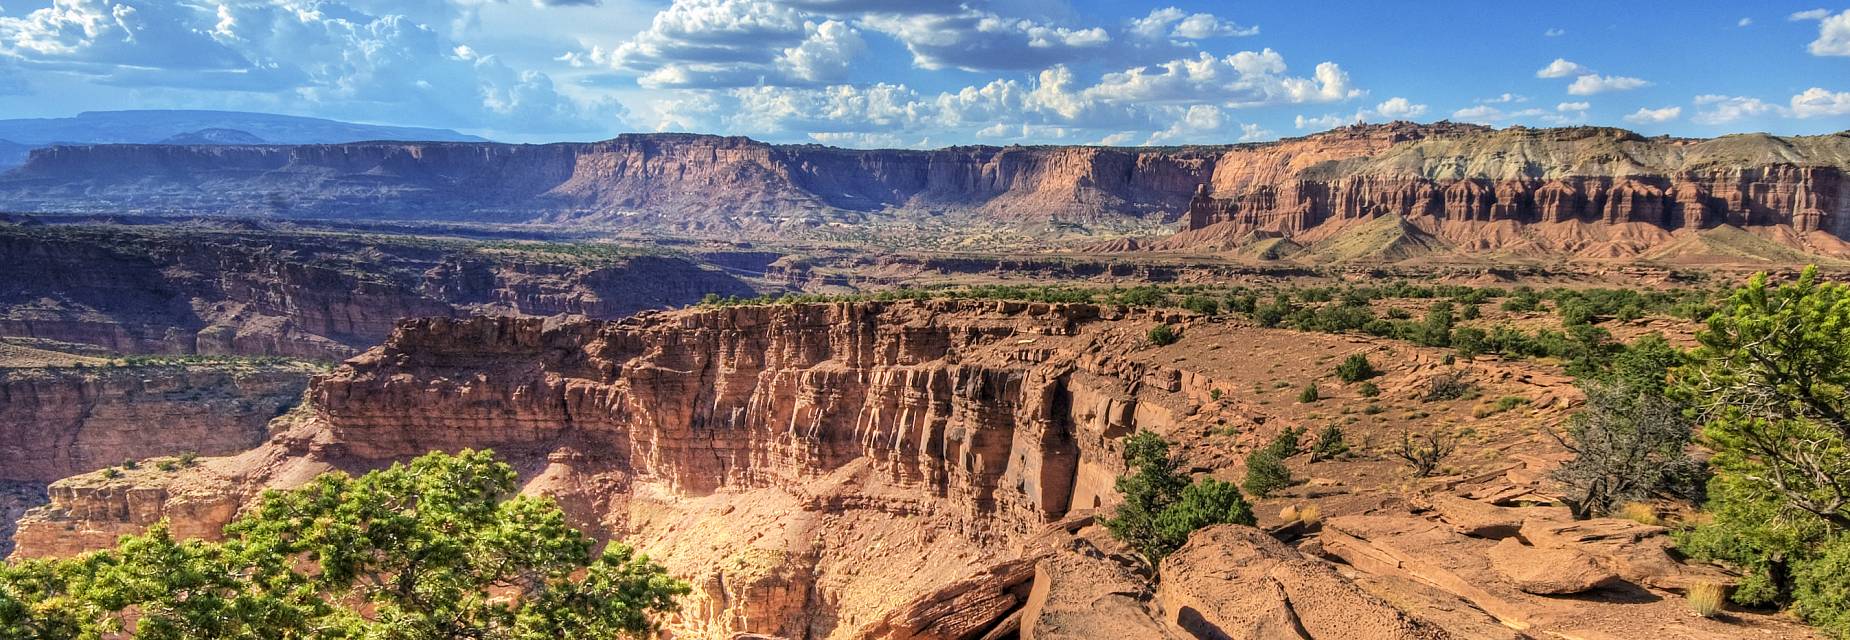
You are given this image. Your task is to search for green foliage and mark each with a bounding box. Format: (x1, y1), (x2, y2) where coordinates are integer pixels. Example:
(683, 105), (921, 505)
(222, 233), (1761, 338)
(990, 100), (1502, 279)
(1242, 449), (1292, 498)
(1263, 426), (1306, 459)
(1311, 425), (1349, 461)
(1180, 295), (1221, 315)
(1147, 324), (1179, 346)
(1405, 302), (1455, 347)
(1105, 432), (1255, 570)
(1335, 353), (1379, 383)
(1793, 535), (1850, 638)
(1296, 383), (1321, 404)
(1671, 268), (1850, 636)
(0, 450), (688, 639)
(1357, 381), (1380, 398)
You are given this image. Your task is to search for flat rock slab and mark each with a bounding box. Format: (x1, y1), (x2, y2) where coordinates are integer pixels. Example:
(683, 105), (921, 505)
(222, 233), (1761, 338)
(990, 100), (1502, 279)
(1485, 537), (1618, 594)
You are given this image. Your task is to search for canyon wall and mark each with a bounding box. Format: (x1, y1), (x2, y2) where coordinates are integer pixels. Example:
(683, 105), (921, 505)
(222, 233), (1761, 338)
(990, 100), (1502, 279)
(10, 300), (1222, 638)
(0, 124), (1844, 246)
(0, 361), (314, 482)
(0, 224), (760, 360)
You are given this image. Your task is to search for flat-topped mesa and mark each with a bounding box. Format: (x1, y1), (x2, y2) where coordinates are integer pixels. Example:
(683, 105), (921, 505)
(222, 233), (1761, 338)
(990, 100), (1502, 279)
(306, 300), (1190, 529)
(1182, 127), (1850, 238)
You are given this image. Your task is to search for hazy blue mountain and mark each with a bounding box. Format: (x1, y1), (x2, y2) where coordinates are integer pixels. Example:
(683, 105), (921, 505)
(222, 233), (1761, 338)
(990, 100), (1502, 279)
(0, 110), (486, 146)
(158, 128), (269, 145)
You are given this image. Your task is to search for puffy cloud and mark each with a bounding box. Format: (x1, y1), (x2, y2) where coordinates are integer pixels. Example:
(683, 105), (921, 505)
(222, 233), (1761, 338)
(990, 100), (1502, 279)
(1556, 101), (1590, 111)
(1623, 106), (1681, 124)
(1081, 50), (1359, 107)
(1535, 58), (1586, 78)
(1450, 105), (1504, 123)
(1566, 74), (1649, 95)
(861, 9), (1109, 71)
(1145, 104), (1224, 144)
(1790, 87), (1850, 117)
(1238, 122), (1273, 141)
(1691, 94), (1779, 124)
(1802, 9), (1850, 56)
(1374, 96), (1427, 118)
(0, 0), (617, 135)
(1129, 7), (1258, 40)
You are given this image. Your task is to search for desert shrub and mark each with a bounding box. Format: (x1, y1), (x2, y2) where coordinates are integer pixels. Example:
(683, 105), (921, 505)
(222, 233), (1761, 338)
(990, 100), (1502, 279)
(1358, 381), (1381, 398)
(1296, 383), (1321, 404)
(1311, 425), (1349, 461)
(1421, 373), (1473, 402)
(1452, 326), (1488, 359)
(1180, 295), (1220, 315)
(1335, 353), (1379, 383)
(1243, 449), (1292, 498)
(119, 458), (137, 470)
(100, 468), (121, 479)
(1395, 430), (1459, 477)
(1105, 431), (1255, 570)
(1147, 324), (1178, 346)
(1549, 379), (1701, 519)
(1296, 503), (1322, 525)
(1793, 536), (1850, 637)
(1209, 388), (1222, 401)
(1619, 502), (1661, 526)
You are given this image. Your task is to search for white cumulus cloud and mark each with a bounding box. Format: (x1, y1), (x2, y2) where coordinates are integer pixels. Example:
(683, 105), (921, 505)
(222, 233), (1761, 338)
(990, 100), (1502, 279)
(1567, 74), (1649, 95)
(1790, 87), (1850, 117)
(1624, 106), (1681, 124)
(1535, 58), (1587, 78)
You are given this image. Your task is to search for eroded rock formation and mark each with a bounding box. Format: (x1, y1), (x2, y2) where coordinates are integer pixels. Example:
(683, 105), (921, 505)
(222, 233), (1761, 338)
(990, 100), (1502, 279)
(0, 224), (759, 359)
(2, 124), (1844, 251)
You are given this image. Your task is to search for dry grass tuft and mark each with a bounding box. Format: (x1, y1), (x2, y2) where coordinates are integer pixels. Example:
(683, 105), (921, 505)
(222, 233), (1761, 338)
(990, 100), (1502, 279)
(1297, 503), (1322, 526)
(1688, 581), (1727, 618)
(1620, 502), (1661, 526)
(1279, 505), (1299, 522)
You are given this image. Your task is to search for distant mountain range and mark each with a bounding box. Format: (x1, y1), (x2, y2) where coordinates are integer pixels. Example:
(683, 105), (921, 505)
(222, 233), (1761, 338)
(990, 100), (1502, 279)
(0, 110), (485, 168)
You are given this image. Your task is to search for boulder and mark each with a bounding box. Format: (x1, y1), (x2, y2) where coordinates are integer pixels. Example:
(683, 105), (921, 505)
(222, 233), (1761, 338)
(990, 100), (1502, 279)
(1426, 494), (1523, 538)
(1158, 525), (1451, 640)
(1485, 538), (1619, 595)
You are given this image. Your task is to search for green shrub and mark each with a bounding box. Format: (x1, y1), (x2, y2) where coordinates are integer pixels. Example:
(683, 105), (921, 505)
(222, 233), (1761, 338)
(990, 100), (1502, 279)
(1147, 324), (1178, 346)
(1311, 425), (1349, 461)
(1395, 430), (1459, 477)
(1180, 295), (1221, 315)
(1335, 353), (1379, 383)
(1297, 383), (1321, 404)
(1421, 373), (1472, 402)
(1358, 381), (1380, 397)
(1793, 535), (1850, 637)
(1104, 431), (1256, 569)
(1243, 449), (1292, 498)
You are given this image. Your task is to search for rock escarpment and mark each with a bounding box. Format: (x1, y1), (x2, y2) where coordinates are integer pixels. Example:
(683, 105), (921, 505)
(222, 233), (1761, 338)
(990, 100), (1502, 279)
(8, 301), (1820, 639)
(0, 223), (759, 359)
(2, 124), (1846, 254)
(0, 361), (314, 483)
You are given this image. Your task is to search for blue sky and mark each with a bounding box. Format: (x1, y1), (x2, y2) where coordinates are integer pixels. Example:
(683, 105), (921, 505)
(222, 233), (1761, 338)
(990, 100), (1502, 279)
(0, 0), (1845, 145)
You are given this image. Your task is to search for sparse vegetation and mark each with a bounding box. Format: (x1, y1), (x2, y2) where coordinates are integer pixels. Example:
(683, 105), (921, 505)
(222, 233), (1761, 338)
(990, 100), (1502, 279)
(1549, 379), (1701, 519)
(1421, 373), (1473, 402)
(1242, 448), (1292, 498)
(1335, 353), (1379, 383)
(1358, 381), (1380, 397)
(1395, 430), (1460, 477)
(1296, 383), (1321, 404)
(1311, 425), (1349, 461)
(1147, 324), (1178, 346)
(1688, 582), (1728, 618)
(1105, 431), (1257, 571)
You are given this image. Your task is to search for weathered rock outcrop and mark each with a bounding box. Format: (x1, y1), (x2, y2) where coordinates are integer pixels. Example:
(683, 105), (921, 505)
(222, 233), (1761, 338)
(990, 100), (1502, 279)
(0, 362), (314, 482)
(1172, 125), (1850, 254)
(2, 124), (1845, 253)
(0, 223), (759, 359)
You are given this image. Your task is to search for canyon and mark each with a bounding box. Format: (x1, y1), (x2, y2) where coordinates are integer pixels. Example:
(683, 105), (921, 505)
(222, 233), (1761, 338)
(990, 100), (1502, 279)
(0, 222), (760, 360)
(0, 123), (1846, 260)
(6, 300), (1815, 639)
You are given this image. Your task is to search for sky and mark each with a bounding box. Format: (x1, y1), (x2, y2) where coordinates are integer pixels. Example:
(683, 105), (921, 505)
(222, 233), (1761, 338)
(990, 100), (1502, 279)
(0, 0), (1846, 146)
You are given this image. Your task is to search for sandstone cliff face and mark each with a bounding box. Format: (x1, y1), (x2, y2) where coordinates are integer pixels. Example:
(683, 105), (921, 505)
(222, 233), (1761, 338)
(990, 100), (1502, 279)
(10, 300), (1819, 639)
(5, 124), (1843, 250)
(1180, 125), (1850, 243)
(0, 224), (759, 359)
(0, 362), (313, 483)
